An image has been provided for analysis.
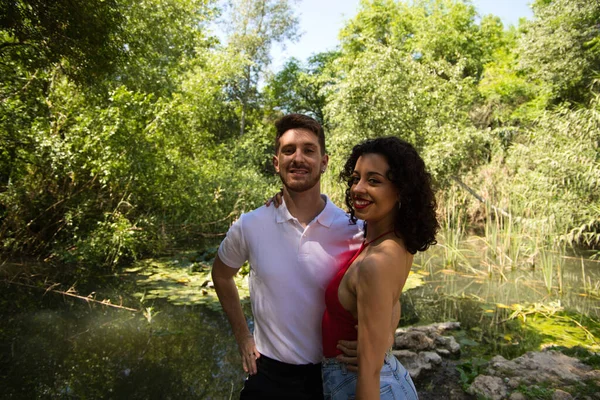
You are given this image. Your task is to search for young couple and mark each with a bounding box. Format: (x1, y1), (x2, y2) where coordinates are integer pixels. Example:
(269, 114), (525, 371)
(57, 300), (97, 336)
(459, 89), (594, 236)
(211, 114), (438, 399)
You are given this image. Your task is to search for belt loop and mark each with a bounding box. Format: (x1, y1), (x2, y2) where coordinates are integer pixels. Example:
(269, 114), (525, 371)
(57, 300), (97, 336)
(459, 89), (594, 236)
(341, 361), (348, 375)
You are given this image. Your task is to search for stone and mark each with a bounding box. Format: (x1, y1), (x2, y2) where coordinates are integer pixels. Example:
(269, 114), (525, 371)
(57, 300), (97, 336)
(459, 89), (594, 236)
(487, 350), (594, 385)
(467, 375), (508, 400)
(509, 393), (527, 400)
(552, 389), (573, 400)
(420, 351), (442, 365)
(436, 349), (451, 357)
(435, 335), (461, 354)
(395, 330), (435, 351)
(392, 350), (422, 379)
(396, 323), (598, 399)
(506, 377), (521, 389)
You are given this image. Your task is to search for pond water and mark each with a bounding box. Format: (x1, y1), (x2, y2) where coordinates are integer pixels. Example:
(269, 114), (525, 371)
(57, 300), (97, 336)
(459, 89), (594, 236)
(1, 246), (599, 398)
(0, 280), (246, 399)
(410, 248), (600, 320)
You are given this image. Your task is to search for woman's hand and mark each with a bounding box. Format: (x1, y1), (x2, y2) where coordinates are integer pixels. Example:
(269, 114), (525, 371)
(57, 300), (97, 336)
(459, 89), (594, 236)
(264, 189), (283, 208)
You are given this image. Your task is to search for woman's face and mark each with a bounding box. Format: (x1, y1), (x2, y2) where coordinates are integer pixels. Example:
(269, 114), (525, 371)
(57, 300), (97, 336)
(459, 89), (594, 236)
(350, 153), (400, 226)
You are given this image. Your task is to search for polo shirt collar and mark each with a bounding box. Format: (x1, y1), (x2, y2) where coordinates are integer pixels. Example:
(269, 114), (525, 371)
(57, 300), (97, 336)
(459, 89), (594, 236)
(276, 194), (337, 228)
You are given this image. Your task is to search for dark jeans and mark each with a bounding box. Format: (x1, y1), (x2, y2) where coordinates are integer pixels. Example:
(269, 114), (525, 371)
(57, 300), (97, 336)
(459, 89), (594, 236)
(240, 355), (324, 400)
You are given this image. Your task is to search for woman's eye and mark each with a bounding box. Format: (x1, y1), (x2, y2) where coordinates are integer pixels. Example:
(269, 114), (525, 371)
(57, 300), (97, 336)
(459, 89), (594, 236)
(368, 179), (380, 184)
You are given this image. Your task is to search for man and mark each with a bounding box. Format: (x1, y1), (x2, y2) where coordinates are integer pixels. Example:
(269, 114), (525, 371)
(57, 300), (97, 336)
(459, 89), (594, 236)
(211, 114), (363, 399)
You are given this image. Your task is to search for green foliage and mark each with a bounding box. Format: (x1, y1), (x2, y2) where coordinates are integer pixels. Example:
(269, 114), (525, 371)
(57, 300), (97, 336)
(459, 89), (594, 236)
(551, 346), (600, 369)
(478, 98), (600, 248)
(339, 0), (505, 79)
(0, 0), (125, 84)
(67, 212), (150, 269)
(516, 383), (554, 400)
(222, 0), (299, 135)
(126, 253), (250, 308)
(456, 358), (488, 390)
(1, 0), (599, 279)
(116, 0), (218, 95)
(325, 42), (486, 183)
(0, 0), (276, 275)
(478, 44), (542, 126)
(517, 0), (600, 105)
(264, 51), (339, 126)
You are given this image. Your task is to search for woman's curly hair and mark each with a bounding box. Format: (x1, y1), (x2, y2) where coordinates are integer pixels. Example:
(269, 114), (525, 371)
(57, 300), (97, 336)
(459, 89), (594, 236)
(341, 137), (439, 254)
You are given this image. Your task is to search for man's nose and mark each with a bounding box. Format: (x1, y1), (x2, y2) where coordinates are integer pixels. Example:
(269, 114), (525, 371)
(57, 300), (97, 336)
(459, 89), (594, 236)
(291, 149), (306, 163)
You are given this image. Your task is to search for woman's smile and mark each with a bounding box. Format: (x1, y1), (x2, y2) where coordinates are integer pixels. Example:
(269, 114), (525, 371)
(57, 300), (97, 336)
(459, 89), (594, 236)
(352, 198), (372, 210)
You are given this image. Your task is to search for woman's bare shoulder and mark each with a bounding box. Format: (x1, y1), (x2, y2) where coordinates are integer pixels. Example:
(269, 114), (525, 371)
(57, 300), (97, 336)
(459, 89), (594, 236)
(358, 241), (408, 278)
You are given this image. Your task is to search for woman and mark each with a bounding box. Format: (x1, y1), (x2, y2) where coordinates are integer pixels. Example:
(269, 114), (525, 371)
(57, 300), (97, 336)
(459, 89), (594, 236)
(321, 137), (438, 400)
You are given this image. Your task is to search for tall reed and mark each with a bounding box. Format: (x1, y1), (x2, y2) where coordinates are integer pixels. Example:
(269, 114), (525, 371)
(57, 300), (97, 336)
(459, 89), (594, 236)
(438, 186), (469, 269)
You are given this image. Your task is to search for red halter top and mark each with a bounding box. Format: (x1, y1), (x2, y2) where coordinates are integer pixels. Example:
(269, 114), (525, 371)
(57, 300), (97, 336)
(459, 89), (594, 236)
(321, 230), (394, 357)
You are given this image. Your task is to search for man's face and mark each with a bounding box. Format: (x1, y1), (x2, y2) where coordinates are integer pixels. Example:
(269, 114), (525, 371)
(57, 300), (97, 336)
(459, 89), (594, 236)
(273, 128), (328, 193)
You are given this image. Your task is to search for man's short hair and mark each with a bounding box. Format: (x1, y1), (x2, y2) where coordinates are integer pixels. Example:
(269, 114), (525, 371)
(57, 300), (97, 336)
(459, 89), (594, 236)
(274, 114), (326, 155)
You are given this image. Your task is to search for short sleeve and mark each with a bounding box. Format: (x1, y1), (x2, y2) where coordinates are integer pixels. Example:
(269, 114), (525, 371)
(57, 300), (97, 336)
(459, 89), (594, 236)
(217, 215), (249, 269)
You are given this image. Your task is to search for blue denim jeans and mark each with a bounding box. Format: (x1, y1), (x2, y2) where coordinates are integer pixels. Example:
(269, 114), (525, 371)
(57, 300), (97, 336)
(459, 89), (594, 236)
(322, 352), (418, 400)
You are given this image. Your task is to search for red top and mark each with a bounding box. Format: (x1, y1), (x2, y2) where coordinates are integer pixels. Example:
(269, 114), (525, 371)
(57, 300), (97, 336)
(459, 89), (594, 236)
(322, 230), (395, 357)
(321, 242), (364, 357)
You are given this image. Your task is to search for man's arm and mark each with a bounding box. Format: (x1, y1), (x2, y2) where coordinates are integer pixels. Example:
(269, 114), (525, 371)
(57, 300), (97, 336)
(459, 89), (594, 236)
(211, 254), (260, 374)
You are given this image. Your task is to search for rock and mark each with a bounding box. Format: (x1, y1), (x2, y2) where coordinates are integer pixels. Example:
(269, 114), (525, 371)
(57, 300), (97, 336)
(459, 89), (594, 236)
(395, 322), (461, 336)
(436, 349), (451, 357)
(395, 330), (435, 351)
(552, 389), (573, 400)
(431, 321), (461, 331)
(467, 375), (508, 400)
(487, 350), (594, 386)
(392, 323), (466, 387)
(420, 351), (442, 365)
(505, 377), (521, 390)
(491, 355), (507, 364)
(449, 388), (471, 400)
(397, 323), (599, 399)
(509, 393), (526, 400)
(392, 350), (423, 379)
(435, 335), (461, 354)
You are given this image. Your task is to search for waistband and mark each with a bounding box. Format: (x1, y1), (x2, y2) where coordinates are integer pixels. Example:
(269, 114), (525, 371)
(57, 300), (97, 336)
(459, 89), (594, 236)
(259, 355), (322, 377)
(322, 349), (394, 367)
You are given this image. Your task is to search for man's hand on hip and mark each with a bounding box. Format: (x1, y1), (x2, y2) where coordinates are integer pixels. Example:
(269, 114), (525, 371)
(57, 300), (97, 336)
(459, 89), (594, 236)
(238, 334), (261, 375)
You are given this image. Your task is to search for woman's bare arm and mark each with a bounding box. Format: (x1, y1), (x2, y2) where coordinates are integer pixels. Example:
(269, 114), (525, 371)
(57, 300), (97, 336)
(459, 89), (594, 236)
(355, 250), (409, 399)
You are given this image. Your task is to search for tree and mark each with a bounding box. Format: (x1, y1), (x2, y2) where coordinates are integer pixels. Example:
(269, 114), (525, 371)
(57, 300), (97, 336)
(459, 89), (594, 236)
(264, 51), (339, 126)
(517, 0), (600, 105)
(115, 0), (218, 95)
(0, 0), (239, 269)
(325, 43), (484, 183)
(339, 0), (506, 80)
(0, 0), (125, 84)
(222, 0), (299, 135)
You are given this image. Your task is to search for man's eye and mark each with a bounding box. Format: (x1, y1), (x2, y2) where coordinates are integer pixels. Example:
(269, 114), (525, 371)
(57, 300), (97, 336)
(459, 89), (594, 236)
(305, 148), (315, 154)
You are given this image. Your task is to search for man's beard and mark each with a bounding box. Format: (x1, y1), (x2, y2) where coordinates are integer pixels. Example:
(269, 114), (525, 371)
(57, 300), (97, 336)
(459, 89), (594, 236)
(279, 169), (321, 193)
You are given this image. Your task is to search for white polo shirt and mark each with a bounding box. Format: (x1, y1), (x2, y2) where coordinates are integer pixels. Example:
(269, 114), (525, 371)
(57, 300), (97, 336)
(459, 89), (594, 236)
(218, 195), (363, 364)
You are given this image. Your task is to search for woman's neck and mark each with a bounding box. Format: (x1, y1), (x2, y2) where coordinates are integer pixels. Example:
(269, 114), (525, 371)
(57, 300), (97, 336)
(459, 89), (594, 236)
(364, 220), (396, 244)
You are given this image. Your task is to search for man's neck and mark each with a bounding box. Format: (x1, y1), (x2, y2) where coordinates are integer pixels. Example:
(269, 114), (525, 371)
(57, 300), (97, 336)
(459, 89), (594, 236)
(283, 186), (326, 227)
